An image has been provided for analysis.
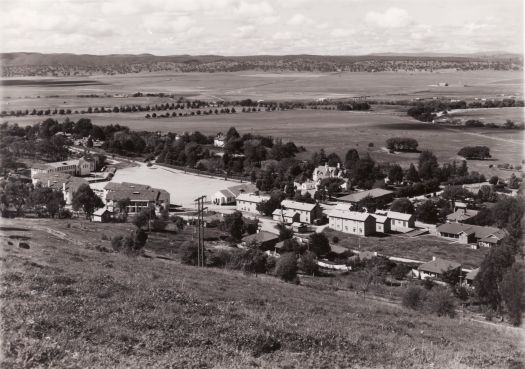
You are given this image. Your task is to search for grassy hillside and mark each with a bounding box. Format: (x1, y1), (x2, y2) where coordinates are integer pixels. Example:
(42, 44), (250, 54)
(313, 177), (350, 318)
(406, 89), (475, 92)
(1, 218), (523, 368)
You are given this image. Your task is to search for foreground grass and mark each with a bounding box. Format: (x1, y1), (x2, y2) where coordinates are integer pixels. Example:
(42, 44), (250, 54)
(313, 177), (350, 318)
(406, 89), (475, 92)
(1, 218), (523, 368)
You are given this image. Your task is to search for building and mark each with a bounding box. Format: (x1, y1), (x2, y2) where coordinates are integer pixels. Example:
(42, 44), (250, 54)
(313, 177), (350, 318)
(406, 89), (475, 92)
(293, 179), (316, 194)
(92, 208), (111, 222)
(436, 223), (506, 248)
(272, 208), (300, 224)
(446, 202), (479, 223)
(327, 209), (376, 236)
(312, 163), (344, 182)
(337, 188), (394, 205)
(464, 268), (479, 287)
(241, 231), (279, 250)
(214, 133), (225, 147)
(385, 211), (415, 232)
(417, 257), (461, 282)
(373, 214), (391, 233)
(211, 183), (258, 205)
(236, 193), (270, 214)
(280, 200), (322, 224)
(32, 172), (89, 205)
(103, 182), (170, 215)
(30, 156), (96, 178)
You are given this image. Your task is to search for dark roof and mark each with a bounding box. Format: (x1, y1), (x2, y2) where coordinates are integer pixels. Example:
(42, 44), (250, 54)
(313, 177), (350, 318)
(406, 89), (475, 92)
(437, 223), (506, 240)
(33, 172), (88, 193)
(104, 182), (169, 202)
(446, 209), (479, 222)
(242, 231), (279, 244)
(419, 258), (461, 274)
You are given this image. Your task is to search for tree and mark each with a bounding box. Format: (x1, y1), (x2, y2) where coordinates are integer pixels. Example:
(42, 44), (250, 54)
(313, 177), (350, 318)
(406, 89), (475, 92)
(225, 126), (240, 142)
(388, 164), (404, 183)
(508, 173), (520, 189)
(4, 180), (30, 215)
(344, 149), (360, 170)
(308, 233), (330, 257)
(491, 197), (525, 229)
(457, 146), (491, 160)
(116, 198), (131, 213)
(386, 137), (419, 152)
(426, 287), (456, 318)
(71, 184), (103, 219)
(489, 176), (499, 185)
(86, 137), (94, 148)
(406, 163), (420, 183)
(475, 242), (515, 311)
(241, 248), (267, 275)
(223, 211), (244, 241)
(275, 253), (298, 282)
(180, 241), (200, 266)
(402, 286), (426, 310)
(500, 263), (524, 326)
(477, 185), (497, 202)
(132, 206), (155, 229)
(418, 151), (439, 180)
(298, 251), (318, 275)
(390, 198), (414, 214)
(415, 200), (438, 223)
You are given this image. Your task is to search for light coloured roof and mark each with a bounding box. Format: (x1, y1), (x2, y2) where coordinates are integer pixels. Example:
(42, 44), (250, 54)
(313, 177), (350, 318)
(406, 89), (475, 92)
(227, 183), (257, 197)
(373, 214), (389, 223)
(236, 193), (270, 203)
(446, 209), (479, 222)
(330, 244), (348, 255)
(466, 268), (479, 281)
(93, 208), (110, 216)
(272, 208), (298, 217)
(33, 172), (88, 192)
(281, 200), (317, 211)
(386, 211), (414, 221)
(242, 231), (279, 243)
(337, 188), (393, 203)
(104, 182), (169, 202)
(419, 258), (461, 274)
(328, 209), (373, 221)
(437, 223), (505, 240)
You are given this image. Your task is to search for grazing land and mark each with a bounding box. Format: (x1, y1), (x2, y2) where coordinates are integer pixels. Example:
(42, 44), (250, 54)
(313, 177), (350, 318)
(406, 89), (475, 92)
(323, 229), (489, 269)
(1, 217), (523, 369)
(447, 107), (524, 124)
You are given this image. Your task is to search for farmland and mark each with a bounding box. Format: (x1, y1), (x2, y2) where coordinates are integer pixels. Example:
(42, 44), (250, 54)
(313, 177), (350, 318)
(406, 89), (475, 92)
(1, 217), (523, 368)
(448, 107), (524, 124)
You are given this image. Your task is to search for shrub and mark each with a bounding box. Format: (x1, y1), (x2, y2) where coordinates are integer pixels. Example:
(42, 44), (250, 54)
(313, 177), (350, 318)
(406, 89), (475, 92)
(332, 236), (339, 244)
(275, 253), (298, 282)
(180, 241), (201, 266)
(101, 234), (109, 240)
(423, 278), (434, 290)
(391, 264), (411, 280)
(150, 218), (167, 232)
(298, 251), (318, 275)
(111, 235), (123, 251)
(252, 333), (281, 357)
(426, 287), (456, 318)
(402, 286), (426, 310)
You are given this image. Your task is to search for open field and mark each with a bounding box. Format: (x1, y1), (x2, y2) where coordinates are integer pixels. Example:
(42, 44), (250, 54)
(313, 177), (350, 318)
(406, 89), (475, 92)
(90, 163), (242, 208)
(1, 217), (523, 368)
(448, 107), (524, 124)
(1, 70), (522, 104)
(323, 229), (489, 269)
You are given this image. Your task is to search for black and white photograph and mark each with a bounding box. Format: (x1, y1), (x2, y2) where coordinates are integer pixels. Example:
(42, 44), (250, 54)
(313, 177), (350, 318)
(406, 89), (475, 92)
(0, 0), (523, 367)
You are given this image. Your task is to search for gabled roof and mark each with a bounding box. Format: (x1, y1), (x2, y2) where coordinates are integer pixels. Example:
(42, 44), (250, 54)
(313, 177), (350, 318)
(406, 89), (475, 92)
(419, 258), (461, 274)
(93, 208), (110, 216)
(242, 231), (279, 244)
(104, 182), (169, 202)
(272, 208), (298, 218)
(328, 209), (373, 221)
(33, 172), (88, 193)
(466, 268), (479, 281)
(437, 223), (505, 240)
(337, 188), (393, 203)
(227, 183), (258, 197)
(330, 244), (348, 255)
(446, 209), (479, 222)
(281, 200), (317, 212)
(386, 211), (414, 221)
(236, 193), (270, 203)
(373, 214), (389, 223)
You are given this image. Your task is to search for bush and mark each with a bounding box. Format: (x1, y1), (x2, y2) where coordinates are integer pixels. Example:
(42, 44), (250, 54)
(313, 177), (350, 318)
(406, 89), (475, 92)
(59, 208), (72, 219)
(298, 251), (318, 275)
(150, 218), (167, 232)
(111, 235), (123, 251)
(332, 236), (339, 244)
(275, 253), (298, 282)
(101, 234), (109, 240)
(391, 264), (411, 280)
(180, 241), (201, 266)
(426, 287), (456, 318)
(402, 286), (426, 310)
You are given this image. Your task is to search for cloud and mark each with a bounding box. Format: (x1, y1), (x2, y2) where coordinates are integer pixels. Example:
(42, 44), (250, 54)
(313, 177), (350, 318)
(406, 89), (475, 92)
(235, 25), (256, 38)
(143, 15), (195, 34)
(365, 7), (412, 28)
(234, 1), (274, 18)
(287, 14), (312, 26)
(272, 31), (294, 40)
(330, 28), (355, 38)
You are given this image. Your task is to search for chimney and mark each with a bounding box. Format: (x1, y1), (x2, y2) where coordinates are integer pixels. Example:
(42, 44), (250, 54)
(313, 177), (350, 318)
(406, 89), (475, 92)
(337, 163), (340, 169)
(432, 256), (436, 261)
(47, 180), (50, 187)
(63, 182), (66, 192)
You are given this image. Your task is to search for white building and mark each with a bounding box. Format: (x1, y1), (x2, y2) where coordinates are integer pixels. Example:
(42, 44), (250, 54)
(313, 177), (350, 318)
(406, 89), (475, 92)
(211, 183), (258, 205)
(30, 156), (96, 178)
(327, 209), (376, 236)
(214, 133), (225, 148)
(280, 200), (322, 224)
(103, 182), (170, 215)
(236, 193), (270, 214)
(312, 163), (344, 183)
(376, 210), (415, 233)
(32, 172), (89, 205)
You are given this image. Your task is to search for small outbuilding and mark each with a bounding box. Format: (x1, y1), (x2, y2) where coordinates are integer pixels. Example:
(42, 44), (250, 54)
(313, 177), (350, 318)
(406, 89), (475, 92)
(92, 208), (111, 223)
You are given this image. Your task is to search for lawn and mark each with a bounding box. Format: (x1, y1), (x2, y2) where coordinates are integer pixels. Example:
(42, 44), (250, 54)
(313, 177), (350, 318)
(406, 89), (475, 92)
(323, 228), (489, 269)
(1, 217), (523, 368)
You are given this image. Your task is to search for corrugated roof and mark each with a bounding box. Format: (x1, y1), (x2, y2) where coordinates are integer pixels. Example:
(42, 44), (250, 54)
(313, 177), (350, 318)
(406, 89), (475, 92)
(281, 200), (317, 211)
(337, 188), (393, 203)
(419, 258), (461, 274)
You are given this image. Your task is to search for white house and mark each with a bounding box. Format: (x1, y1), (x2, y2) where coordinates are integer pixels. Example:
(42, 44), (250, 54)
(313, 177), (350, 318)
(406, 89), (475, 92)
(30, 156), (97, 178)
(280, 200), (322, 224)
(312, 163), (344, 182)
(211, 183), (258, 205)
(327, 209), (376, 236)
(32, 172), (89, 205)
(214, 133), (226, 147)
(377, 210), (415, 232)
(236, 193), (270, 214)
(415, 257), (461, 282)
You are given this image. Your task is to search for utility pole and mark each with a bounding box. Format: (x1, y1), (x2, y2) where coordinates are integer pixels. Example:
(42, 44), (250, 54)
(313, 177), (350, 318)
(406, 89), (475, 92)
(194, 195), (207, 267)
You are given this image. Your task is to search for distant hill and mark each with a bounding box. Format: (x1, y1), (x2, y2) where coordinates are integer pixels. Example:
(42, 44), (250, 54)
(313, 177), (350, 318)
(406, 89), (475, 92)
(1, 52), (522, 77)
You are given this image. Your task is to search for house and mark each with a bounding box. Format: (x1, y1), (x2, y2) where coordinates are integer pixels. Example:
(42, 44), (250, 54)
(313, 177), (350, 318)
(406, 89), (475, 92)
(272, 208), (300, 224)
(236, 193), (270, 214)
(329, 244), (350, 258)
(214, 133), (225, 147)
(446, 202), (479, 223)
(32, 172), (89, 205)
(280, 200), (322, 224)
(103, 182), (170, 215)
(92, 208), (111, 222)
(212, 183), (258, 205)
(327, 209), (376, 236)
(293, 179), (316, 194)
(241, 231), (279, 250)
(378, 210), (415, 232)
(337, 188), (394, 205)
(417, 257), (461, 282)
(372, 214), (391, 233)
(291, 222), (307, 233)
(30, 156), (96, 178)
(312, 163), (344, 182)
(436, 223), (506, 247)
(464, 268), (479, 287)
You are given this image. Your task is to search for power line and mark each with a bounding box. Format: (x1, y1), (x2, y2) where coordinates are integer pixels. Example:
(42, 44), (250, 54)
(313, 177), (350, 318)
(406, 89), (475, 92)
(194, 195), (207, 267)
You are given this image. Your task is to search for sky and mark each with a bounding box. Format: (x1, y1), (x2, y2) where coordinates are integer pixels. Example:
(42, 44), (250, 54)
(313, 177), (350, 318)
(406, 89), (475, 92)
(0, 0), (523, 55)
